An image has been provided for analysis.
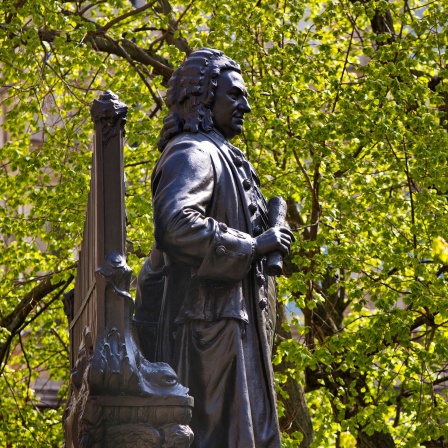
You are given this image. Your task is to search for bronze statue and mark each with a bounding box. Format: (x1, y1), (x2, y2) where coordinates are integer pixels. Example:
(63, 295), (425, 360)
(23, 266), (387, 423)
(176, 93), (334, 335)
(136, 48), (294, 448)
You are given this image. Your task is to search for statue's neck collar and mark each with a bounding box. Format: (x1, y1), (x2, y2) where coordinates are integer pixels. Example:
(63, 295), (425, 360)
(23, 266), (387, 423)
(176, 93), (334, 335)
(207, 129), (242, 154)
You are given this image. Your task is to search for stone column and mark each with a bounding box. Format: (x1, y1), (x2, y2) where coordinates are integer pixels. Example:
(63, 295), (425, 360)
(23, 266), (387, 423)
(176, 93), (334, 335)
(63, 91), (194, 448)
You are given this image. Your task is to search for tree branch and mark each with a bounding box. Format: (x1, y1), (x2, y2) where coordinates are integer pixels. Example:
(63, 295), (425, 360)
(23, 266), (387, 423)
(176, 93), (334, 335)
(99, 0), (158, 33)
(33, 27), (174, 84)
(0, 274), (74, 367)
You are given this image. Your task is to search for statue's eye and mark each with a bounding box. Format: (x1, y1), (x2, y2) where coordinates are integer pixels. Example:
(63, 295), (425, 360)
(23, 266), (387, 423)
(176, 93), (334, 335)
(164, 375), (177, 385)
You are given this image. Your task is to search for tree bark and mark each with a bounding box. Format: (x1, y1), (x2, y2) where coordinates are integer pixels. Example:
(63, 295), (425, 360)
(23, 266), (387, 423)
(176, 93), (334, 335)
(0, 275), (73, 367)
(357, 430), (396, 448)
(274, 302), (314, 447)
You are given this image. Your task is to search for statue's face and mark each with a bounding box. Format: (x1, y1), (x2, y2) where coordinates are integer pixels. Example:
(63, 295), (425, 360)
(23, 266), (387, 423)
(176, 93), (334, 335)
(211, 70), (251, 140)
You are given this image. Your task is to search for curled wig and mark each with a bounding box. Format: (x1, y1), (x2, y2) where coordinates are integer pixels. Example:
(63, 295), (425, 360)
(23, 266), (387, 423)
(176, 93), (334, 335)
(158, 48), (241, 151)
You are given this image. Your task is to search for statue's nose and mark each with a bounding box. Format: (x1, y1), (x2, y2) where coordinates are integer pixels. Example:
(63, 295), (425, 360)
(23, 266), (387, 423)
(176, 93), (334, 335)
(239, 97), (251, 113)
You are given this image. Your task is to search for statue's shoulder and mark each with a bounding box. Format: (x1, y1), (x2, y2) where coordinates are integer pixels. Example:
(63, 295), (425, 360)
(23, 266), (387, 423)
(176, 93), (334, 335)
(154, 132), (219, 176)
(164, 132), (216, 154)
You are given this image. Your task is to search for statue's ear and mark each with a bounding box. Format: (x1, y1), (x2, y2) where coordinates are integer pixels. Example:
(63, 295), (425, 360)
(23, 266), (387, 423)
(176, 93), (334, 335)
(203, 76), (219, 109)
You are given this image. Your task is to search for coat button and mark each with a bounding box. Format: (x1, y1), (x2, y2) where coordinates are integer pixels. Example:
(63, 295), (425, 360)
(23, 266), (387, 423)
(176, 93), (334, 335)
(248, 202), (257, 214)
(243, 178), (252, 190)
(233, 156), (243, 167)
(215, 245), (226, 255)
(219, 222), (228, 232)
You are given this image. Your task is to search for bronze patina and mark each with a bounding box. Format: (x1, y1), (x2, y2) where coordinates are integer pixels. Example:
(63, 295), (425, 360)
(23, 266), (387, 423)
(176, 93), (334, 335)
(136, 48), (293, 448)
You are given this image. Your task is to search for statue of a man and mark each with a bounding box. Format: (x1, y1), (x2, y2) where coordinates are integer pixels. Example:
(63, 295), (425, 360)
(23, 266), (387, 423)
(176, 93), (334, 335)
(148, 48), (293, 448)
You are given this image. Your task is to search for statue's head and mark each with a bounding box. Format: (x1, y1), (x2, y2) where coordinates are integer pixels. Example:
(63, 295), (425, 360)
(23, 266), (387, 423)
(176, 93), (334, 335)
(158, 48), (251, 150)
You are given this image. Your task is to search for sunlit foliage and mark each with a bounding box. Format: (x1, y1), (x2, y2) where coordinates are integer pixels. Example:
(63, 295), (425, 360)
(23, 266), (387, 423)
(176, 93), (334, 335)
(1, 0), (447, 445)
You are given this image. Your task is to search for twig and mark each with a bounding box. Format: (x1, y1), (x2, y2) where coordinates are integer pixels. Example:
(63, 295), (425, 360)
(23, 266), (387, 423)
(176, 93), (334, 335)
(331, 21), (356, 113)
(100, 1), (158, 33)
(78, 0), (107, 16)
(18, 333), (34, 405)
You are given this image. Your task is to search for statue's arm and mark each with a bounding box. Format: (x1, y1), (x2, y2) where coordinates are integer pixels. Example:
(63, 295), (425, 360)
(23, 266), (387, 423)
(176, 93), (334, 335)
(152, 141), (253, 282)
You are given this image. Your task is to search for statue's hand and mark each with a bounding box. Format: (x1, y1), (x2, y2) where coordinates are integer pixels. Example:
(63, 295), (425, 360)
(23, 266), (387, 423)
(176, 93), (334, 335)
(254, 227), (294, 258)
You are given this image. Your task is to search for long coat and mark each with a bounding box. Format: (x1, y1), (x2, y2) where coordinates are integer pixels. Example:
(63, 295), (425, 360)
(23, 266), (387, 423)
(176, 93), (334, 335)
(151, 130), (281, 448)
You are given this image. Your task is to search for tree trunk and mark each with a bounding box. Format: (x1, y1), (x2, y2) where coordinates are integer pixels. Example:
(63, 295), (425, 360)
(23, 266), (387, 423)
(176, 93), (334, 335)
(357, 430), (396, 448)
(275, 302), (314, 447)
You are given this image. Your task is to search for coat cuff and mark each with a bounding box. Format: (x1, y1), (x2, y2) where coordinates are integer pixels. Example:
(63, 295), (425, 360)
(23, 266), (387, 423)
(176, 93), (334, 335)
(196, 222), (254, 282)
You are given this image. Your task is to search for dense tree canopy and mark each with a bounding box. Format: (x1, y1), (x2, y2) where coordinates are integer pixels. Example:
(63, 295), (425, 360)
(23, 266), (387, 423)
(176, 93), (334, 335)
(1, 0), (448, 446)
